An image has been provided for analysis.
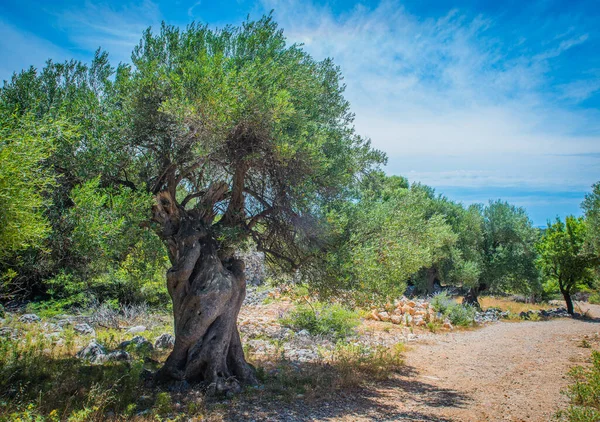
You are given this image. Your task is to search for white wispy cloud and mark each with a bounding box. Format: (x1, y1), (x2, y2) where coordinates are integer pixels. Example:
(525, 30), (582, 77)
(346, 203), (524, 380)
(54, 0), (162, 64)
(258, 0), (600, 196)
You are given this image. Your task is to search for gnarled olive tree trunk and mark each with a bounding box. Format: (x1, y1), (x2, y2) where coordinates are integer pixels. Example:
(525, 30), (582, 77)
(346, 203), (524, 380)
(152, 192), (256, 393)
(463, 283), (486, 309)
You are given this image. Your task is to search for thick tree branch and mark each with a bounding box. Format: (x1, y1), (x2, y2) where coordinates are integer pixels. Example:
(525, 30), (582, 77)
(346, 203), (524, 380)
(222, 162), (249, 226)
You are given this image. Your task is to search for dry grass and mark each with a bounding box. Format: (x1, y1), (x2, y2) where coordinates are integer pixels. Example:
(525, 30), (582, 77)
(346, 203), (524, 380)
(479, 296), (555, 314)
(0, 309), (406, 421)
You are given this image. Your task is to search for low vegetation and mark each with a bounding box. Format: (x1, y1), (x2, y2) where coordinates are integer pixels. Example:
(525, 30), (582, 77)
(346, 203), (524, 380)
(279, 303), (360, 340)
(557, 350), (600, 422)
(430, 292), (476, 327)
(0, 303), (405, 421)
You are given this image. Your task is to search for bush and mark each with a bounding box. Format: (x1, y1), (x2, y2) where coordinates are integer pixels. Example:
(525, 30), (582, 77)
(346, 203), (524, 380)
(430, 291), (475, 327)
(588, 292), (600, 305)
(446, 303), (476, 326)
(430, 291), (455, 314)
(280, 303), (359, 339)
(556, 350), (600, 421)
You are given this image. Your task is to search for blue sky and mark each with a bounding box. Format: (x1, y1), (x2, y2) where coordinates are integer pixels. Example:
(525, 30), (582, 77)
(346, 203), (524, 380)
(1, 0), (599, 226)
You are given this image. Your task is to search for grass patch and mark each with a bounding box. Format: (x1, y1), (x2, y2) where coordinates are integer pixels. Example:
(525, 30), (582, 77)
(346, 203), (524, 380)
(279, 303), (360, 339)
(247, 341), (405, 401)
(479, 296), (554, 314)
(556, 350), (600, 421)
(0, 306), (406, 421)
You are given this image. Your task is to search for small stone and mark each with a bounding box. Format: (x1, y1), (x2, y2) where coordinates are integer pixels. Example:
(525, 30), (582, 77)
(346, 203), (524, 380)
(370, 310), (381, 321)
(443, 322), (453, 330)
(0, 327), (18, 339)
(378, 311), (391, 322)
(391, 315), (402, 325)
(154, 333), (175, 350)
(106, 350), (131, 362)
(297, 329), (310, 337)
(407, 300), (416, 308)
(74, 323), (95, 336)
(126, 325), (147, 334)
(44, 322), (63, 332)
(19, 314), (40, 323)
(119, 336), (153, 351)
(77, 341), (107, 364)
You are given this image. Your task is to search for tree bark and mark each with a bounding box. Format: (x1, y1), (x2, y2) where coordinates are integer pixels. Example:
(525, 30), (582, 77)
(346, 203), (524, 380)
(560, 288), (574, 315)
(425, 267), (437, 295)
(153, 196), (256, 393)
(463, 284), (485, 309)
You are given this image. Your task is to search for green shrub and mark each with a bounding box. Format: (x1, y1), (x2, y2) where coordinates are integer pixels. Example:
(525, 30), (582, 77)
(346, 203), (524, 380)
(446, 303), (476, 326)
(588, 292), (600, 305)
(430, 292), (455, 314)
(280, 303), (359, 339)
(430, 292), (475, 327)
(557, 350), (600, 421)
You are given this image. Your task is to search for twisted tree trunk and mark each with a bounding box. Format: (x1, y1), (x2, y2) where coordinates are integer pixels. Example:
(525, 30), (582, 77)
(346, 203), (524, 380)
(152, 192), (256, 393)
(463, 283), (486, 309)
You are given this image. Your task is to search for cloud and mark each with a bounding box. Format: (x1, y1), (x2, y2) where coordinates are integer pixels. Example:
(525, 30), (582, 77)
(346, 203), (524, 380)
(188, 1), (202, 18)
(0, 18), (75, 82)
(258, 0), (600, 197)
(54, 0), (162, 64)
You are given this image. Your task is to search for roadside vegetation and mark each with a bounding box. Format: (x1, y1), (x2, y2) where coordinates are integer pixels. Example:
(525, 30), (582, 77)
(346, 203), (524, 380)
(557, 349), (600, 422)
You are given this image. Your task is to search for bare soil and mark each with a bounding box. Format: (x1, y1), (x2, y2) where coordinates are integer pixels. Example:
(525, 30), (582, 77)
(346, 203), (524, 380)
(229, 303), (600, 421)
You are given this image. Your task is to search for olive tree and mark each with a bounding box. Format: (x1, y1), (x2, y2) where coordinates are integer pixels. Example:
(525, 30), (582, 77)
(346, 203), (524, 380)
(115, 17), (383, 391)
(537, 216), (597, 314)
(583, 182), (600, 254)
(464, 200), (539, 306)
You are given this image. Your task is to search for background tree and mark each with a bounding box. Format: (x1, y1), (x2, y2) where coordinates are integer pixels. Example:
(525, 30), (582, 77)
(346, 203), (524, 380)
(537, 216), (597, 314)
(315, 173), (456, 304)
(0, 51), (166, 304)
(582, 182), (600, 255)
(464, 200), (539, 306)
(409, 187), (484, 295)
(0, 114), (68, 297)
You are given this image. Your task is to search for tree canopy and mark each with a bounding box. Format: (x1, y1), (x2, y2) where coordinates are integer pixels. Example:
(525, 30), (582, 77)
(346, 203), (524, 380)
(537, 216), (597, 314)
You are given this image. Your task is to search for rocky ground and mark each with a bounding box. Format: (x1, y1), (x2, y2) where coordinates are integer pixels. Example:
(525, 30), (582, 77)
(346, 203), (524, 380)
(227, 299), (600, 422)
(0, 289), (595, 421)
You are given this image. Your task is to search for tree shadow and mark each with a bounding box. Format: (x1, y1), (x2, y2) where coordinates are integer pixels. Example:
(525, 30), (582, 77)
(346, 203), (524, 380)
(223, 362), (470, 421)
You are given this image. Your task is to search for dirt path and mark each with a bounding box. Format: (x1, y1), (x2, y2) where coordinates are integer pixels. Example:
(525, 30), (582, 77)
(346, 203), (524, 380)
(229, 304), (600, 421)
(341, 303), (600, 422)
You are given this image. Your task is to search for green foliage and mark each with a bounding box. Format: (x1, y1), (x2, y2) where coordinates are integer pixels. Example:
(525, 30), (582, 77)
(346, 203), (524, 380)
(588, 292), (600, 305)
(40, 178), (169, 306)
(536, 216), (597, 309)
(446, 303), (476, 326)
(557, 350), (600, 421)
(430, 292), (475, 326)
(0, 115), (63, 262)
(280, 303), (359, 339)
(430, 291), (455, 314)
(582, 182), (600, 255)
(480, 200), (540, 296)
(318, 176), (457, 303)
